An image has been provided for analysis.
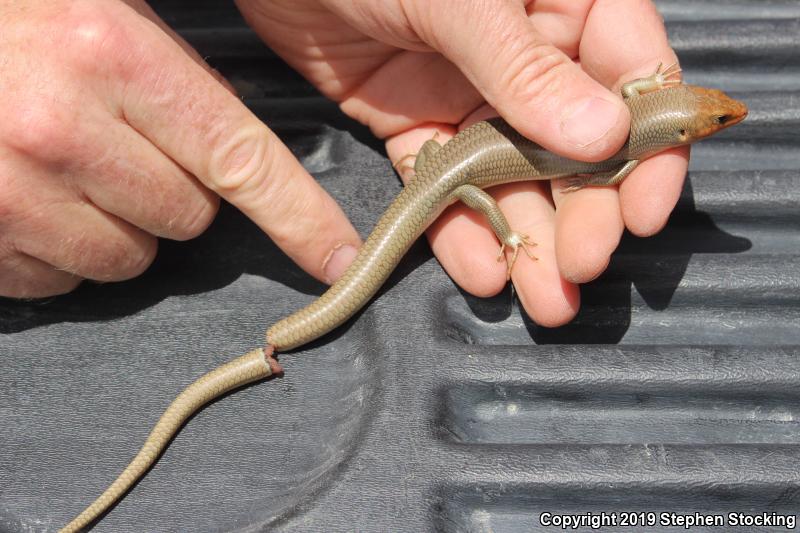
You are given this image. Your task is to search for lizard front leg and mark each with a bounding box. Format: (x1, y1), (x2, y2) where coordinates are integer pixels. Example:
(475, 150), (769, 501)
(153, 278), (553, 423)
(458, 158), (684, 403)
(621, 61), (682, 99)
(562, 159), (641, 193)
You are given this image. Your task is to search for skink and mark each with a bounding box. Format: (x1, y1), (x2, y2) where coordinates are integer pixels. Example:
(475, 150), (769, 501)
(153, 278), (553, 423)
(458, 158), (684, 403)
(62, 63), (747, 531)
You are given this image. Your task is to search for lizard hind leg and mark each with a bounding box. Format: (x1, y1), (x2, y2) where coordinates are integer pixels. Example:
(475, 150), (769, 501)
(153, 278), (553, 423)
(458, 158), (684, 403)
(413, 136), (442, 173)
(452, 184), (538, 280)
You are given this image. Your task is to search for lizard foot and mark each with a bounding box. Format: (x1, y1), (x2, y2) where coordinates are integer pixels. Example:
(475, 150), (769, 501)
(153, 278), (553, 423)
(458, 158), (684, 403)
(496, 232), (538, 279)
(622, 61), (683, 98)
(653, 61), (682, 89)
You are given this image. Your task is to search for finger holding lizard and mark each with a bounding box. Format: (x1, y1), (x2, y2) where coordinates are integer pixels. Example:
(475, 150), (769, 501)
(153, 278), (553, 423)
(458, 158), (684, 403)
(552, 0), (689, 283)
(240, 0), (681, 326)
(589, 1), (691, 238)
(388, 0), (679, 324)
(390, 107), (581, 327)
(383, 0), (620, 325)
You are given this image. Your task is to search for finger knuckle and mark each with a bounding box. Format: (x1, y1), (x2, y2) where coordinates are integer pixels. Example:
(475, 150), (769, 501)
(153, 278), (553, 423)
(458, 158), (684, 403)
(0, 275), (82, 299)
(208, 126), (275, 197)
(0, 251), (83, 299)
(83, 232), (157, 281)
(499, 40), (571, 106)
(11, 273), (83, 299)
(5, 100), (76, 162)
(169, 194), (220, 241)
(59, 2), (139, 77)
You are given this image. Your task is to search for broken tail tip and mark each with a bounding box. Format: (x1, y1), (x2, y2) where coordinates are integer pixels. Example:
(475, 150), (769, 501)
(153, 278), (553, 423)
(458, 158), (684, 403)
(264, 344), (284, 375)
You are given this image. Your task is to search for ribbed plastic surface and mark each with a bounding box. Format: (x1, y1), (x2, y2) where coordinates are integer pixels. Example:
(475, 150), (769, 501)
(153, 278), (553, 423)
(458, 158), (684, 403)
(1, 1), (798, 531)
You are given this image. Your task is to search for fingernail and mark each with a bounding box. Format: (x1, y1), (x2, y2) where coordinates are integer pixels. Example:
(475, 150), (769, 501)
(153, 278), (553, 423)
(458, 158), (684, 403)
(322, 243), (358, 284)
(560, 97), (621, 148)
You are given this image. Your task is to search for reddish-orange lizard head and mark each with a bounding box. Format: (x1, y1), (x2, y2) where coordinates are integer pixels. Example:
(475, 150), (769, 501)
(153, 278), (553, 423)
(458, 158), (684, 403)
(684, 86), (748, 141)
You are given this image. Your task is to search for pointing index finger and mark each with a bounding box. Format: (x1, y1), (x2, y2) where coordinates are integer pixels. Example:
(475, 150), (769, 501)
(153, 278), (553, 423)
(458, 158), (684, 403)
(108, 8), (361, 284)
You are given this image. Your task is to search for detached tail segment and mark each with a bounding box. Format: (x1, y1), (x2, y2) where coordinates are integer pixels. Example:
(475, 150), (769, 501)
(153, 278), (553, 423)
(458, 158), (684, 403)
(60, 348), (281, 533)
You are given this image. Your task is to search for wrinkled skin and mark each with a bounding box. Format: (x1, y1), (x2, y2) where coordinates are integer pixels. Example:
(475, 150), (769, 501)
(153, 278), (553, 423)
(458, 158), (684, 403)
(1, 0), (688, 327)
(0, 0), (360, 298)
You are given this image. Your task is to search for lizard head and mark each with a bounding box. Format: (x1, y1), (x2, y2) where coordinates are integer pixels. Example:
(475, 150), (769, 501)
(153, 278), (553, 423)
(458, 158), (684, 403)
(679, 86), (748, 142)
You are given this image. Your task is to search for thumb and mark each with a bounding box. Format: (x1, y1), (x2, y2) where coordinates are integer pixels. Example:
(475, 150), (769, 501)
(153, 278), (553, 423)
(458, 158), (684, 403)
(410, 0), (629, 161)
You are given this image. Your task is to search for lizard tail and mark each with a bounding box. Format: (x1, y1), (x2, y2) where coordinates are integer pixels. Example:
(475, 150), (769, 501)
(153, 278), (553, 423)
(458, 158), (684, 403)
(60, 347), (282, 533)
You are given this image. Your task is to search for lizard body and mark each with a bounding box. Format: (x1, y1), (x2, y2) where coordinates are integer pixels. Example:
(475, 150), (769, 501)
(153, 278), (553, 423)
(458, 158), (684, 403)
(266, 68), (747, 350)
(62, 65), (747, 531)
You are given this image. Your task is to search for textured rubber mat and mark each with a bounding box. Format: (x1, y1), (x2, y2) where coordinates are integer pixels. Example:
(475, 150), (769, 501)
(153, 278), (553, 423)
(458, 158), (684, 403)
(1, 1), (799, 531)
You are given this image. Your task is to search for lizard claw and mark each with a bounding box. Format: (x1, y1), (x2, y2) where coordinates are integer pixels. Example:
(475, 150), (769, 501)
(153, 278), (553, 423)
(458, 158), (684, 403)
(660, 61), (682, 79)
(653, 61), (683, 88)
(497, 232), (538, 279)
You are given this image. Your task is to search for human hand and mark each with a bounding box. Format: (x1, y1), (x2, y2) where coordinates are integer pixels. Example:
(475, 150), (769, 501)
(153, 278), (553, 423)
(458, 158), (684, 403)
(236, 0), (687, 326)
(0, 0), (361, 298)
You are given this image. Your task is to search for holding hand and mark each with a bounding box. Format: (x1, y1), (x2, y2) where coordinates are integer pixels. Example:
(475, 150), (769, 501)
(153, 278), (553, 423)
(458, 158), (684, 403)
(237, 0), (687, 326)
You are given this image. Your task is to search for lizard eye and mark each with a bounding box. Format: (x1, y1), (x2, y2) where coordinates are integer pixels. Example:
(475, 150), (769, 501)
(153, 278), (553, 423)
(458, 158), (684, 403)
(715, 114), (730, 125)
